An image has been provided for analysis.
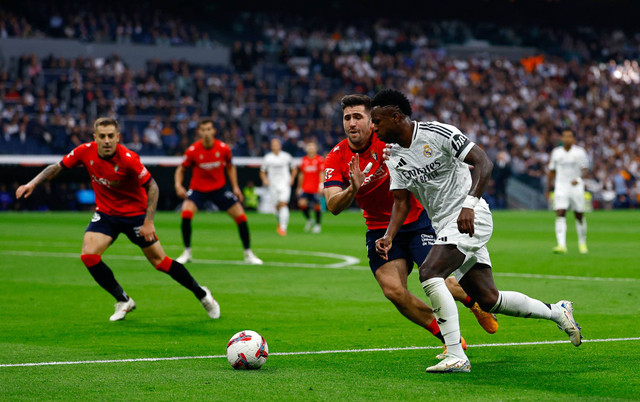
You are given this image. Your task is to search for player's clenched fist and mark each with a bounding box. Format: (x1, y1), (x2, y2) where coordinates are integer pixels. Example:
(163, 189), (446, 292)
(375, 235), (393, 261)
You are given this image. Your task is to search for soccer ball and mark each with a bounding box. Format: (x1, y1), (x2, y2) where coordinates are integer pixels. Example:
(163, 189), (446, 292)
(226, 330), (269, 370)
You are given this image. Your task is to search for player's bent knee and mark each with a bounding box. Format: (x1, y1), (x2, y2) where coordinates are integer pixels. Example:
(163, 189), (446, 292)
(382, 285), (407, 304)
(154, 256), (172, 272)
(80, 254), (101, 268)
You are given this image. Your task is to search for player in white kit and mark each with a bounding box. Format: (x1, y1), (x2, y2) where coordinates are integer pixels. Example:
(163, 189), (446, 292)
(260, 138), (297, 236)
(546, 130), (589, 254)
(371, 89), (582, 373)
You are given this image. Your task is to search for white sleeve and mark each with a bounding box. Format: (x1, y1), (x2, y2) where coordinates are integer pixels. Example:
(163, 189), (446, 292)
(435, 122), (474, 162)
(387, 152), (409, 191)
(579, 149), (589, 170)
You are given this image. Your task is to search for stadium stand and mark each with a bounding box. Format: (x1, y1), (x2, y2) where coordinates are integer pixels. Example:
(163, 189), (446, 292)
(1, 7), (639, 210)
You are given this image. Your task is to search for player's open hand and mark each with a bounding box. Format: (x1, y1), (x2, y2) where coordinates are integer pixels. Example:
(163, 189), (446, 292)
(375, 235), (393, 261)
(457, 208), (475, 237)
(140, 221), (158, 243)
(348, 154), (367, 191)
(16, 183), (34, 199)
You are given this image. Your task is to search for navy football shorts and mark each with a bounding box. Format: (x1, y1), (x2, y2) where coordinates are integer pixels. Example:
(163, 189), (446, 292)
(365, 212), (436, 275)
(86, 211), (157, 248)
(299, 192), (321, 205)
(187, 186), (238, 211)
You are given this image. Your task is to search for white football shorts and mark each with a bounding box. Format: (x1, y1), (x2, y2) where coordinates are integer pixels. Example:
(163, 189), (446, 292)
(269, 183), (291, 204)
(554, 184), (585, 212)
(435, 199), (493, 281)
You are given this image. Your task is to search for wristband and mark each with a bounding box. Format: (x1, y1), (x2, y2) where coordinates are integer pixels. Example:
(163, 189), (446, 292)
(462, 195), (479, 209)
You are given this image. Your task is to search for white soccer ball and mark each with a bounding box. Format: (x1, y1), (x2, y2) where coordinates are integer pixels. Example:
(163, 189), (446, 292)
(226, 330), (269, 370)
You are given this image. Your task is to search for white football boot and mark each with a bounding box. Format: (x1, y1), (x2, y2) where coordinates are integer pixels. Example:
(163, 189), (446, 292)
(176, 249), (192, 264)
(244, 250), (264, 265)
(304, 219), (314, 232)
(200, 286), (220, 319)
(555, 300), (582, 346)
(109, 298), (136, 321)
(426, 354), (471, 373)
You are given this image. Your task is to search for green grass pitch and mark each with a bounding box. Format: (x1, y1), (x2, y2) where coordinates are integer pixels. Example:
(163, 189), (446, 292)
(1, 209), (639, 400)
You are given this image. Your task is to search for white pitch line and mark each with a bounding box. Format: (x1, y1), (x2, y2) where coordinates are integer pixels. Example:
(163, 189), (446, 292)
(0, 250), (365, 271)
(1, 337), (638, 368)
(2, 249), (640, 280)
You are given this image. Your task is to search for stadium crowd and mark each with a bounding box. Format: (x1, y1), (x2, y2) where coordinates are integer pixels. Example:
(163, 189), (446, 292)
(1, 10), (639, 210)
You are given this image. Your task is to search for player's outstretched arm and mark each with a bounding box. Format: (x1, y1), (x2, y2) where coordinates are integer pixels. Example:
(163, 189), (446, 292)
(16, 162), (63, 199)
(375, 188), (411, 260)
(174, 165), (188, 199)
(459, 145), (494, 237)
(140, 178), (160, 242)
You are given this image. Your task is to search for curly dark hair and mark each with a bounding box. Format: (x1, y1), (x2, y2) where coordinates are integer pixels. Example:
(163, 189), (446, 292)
(371, 89), (412, 117)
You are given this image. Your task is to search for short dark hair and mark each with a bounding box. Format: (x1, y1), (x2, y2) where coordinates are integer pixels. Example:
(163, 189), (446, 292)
(341, 94), (372, 112)
(93, 117), (119, 132)
(198, 118), (215, 128)
(371, 89), (412, 117)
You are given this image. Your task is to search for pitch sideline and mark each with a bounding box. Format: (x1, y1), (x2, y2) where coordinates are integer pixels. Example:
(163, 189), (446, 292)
(1, 337), (639, 368)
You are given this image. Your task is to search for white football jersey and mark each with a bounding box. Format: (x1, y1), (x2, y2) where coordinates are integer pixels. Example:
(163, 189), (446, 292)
(387, 121), (475, 231)
(548, 145), (588, 191)
(261, 151), (293, 186)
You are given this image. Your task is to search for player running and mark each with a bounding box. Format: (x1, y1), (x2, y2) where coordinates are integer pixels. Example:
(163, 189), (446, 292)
(546, 129), (589, 254)
(297, 141), (324, 233)
(174, 118), (262, 265)
(372, 89), (582, 373)
(16, 117), (220, 321)
(260, 138), (297, 236)
(324, 94), (498, 358)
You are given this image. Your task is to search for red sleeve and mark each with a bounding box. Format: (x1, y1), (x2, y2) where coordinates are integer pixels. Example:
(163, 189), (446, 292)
(181, 147), (195, 168)
(127, 153), (152, 186)
(224, 144), (233, 164)
(60, 144), (89, 169)
(323, 151), (344, 188)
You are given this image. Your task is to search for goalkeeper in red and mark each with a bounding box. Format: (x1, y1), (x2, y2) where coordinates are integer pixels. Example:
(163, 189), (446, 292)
(16, 117), (220, 321)
(324, 95), (498, 359)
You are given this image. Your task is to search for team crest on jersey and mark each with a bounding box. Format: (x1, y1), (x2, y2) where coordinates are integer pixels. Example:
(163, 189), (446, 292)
(215, 152), (220, 157)
(423, 145), (433, 158)
(199, 155), (204, 160)
(372, 152), (378, 161)
(114, 164), (120, 173)
(325, 168), (335, 179)
(90, 160), (94, 165)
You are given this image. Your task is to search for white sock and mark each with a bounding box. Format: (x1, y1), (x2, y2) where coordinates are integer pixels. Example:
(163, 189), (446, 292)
(278, 206), (289, 230)
(490, 291), (560, 322)
(576, 218), (587, 245)
(555, 217), (567, 247)
(422, 278), (465, 359)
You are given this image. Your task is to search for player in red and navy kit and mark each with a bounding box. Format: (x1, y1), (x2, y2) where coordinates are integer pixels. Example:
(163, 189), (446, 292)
(174, 119), (262, 265)
(16, 117), (220, 321)
(323, 95), (497, 357)
(296, 141), (324, 233)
